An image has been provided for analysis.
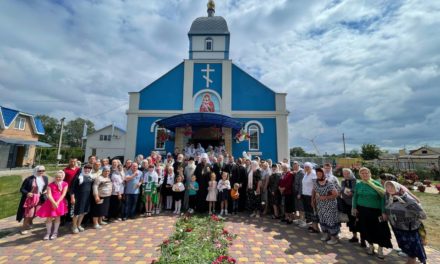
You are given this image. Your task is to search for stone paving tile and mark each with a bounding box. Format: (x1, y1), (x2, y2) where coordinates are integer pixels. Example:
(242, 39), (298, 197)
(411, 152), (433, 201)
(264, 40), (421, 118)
(1, 213), (439, 263)
(225, 215), (440, 263)
(0, 214), (177, 264)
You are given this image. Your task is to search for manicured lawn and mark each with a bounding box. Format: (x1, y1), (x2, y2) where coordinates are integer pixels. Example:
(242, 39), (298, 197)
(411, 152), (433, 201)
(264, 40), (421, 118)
(414, 192), (440, 250)
(0, 175), (22, 219)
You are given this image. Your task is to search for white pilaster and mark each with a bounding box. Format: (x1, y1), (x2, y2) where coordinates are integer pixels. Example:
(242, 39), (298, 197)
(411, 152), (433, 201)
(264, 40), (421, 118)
(183, 60), (194, 113)
(222, 60), (232, 116)
(275, 93), (289, 162)
(124, 92), (140, 160)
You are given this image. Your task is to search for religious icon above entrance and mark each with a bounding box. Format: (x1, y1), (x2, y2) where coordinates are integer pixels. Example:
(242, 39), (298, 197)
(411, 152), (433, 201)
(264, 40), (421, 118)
(194, 91), (220, 113)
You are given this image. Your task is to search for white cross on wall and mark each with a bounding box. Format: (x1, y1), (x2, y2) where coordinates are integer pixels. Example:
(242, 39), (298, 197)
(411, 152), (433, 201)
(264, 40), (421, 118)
(201, 64), (215, 88)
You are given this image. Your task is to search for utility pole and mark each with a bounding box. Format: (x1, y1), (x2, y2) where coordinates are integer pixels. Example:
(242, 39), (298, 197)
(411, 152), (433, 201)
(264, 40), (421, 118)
(342, 133), (346, 158)
(57, 117), (66, 166)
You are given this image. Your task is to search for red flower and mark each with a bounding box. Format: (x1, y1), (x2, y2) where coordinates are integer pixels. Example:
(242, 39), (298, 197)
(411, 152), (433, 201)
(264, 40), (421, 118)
(185, 228), (193, 232)
(212, 255), (236, 264)
(210, 214), (220, 221)
(163, 239), (170, 245)
(222, 228), (229, 235)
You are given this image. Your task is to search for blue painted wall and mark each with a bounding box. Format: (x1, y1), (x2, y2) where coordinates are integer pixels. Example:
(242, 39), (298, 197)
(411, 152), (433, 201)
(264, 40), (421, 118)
(231, 64), (276, 111)
(193, 63), (222, 96)
(232, 118), (277, 161)
(136, 117), (175, 158)
(139, 63), (184, 110)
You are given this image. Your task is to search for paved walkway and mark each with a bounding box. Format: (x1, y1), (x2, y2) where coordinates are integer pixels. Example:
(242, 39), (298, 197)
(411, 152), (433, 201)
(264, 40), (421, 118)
(1, 213), (439, 263)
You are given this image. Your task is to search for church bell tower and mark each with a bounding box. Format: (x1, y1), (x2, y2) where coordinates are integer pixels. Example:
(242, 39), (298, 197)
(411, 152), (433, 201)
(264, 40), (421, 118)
(188, 0), (230, 60)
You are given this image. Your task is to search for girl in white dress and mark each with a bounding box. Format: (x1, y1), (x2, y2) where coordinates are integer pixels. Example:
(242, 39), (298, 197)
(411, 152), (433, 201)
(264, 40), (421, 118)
(206, 172), (218, 214)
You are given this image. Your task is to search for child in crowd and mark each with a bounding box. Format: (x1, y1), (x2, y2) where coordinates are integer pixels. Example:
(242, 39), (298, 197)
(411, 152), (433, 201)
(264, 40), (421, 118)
(142, 164), (158, 217)
(230, 183), (240, 215)
(36, 171), (68, 240)
(187, 175), (199, 213)
(162, 166), (175, 210)
(206, 172), (218, 214)
(172, 175), (185, 214)
(155, 164), (164, 214)
(217, 172), (231, 215)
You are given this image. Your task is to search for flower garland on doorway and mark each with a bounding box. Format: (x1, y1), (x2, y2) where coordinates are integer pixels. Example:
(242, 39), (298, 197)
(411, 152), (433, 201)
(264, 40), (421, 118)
(234, 128), (250, 143)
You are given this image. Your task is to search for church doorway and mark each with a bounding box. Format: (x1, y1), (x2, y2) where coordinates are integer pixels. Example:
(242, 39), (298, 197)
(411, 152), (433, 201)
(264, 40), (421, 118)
(191, 127), (223, 149)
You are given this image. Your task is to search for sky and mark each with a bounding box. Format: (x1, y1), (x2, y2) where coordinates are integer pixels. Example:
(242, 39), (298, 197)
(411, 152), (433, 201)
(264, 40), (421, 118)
(0, 0), (439, 154)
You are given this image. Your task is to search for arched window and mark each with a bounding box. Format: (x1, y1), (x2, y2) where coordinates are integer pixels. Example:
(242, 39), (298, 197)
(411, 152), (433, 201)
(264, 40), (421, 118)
(154, 127), (166, 150)
(205, 38), (213, 51)
(248, 125), (259, 151)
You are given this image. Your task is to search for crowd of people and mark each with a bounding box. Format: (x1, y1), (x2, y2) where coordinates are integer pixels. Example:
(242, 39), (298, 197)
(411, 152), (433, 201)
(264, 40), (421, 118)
(16, 147), (427, 263)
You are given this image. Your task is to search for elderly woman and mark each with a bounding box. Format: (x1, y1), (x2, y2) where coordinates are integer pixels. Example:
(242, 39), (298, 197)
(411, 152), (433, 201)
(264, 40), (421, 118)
(92, 166), (112, 229)
(247, 160), (262, 218)
(70, 164), (94, 234)
(352, 167), (392, 259)
(340, 168), (362, 245)
(279, 163), (295, 224)
(108, 159), (125, 221)
(312, 168), (340, 244)
(16, 165), (49, 234)
(384, 181), (427, 264)
(301, 162), (319, 233)
(268, 164), (281, 219)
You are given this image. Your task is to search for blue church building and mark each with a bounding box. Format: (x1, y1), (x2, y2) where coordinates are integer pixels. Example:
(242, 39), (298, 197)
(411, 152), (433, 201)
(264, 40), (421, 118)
(125, 1), (289, 162)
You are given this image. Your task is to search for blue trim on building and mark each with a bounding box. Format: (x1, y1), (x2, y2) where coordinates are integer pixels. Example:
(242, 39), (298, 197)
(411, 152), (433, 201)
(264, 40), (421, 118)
(136, 117), (175, 157)
(33, 118), (45, 134)
(232, 118), (277, 161)
(193, 63), (222, 96)
(139, 63), (184, 110)
(231, 64), (276, 111)
(1, 107), (19, 127)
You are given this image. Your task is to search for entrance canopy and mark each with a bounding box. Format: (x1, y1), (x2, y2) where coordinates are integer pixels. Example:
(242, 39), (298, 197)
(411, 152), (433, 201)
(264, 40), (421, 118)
(156, 112), (242, 132)
(0, 137), (52, 147)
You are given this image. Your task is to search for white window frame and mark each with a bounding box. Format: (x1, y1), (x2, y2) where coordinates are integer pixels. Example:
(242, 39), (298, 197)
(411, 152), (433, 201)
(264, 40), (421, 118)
(248, 125), (260, 151)
(14, 117), (26, 130)
(154, 127), (166, 150)
(205, 38), (213, 51)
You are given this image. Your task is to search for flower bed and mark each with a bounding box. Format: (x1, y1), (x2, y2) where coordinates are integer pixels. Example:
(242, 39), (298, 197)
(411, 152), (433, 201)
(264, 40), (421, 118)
(153, 214), (236, 263)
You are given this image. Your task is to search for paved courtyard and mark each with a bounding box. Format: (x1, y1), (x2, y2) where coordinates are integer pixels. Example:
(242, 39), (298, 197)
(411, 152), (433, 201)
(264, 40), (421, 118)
(0, 213), (439, 263)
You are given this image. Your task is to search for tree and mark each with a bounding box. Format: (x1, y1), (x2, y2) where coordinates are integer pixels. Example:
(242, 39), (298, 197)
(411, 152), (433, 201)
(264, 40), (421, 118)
(348, 149), (361, 158)
(289, 147), (317, 157)
(36, 115), (60, 146)
(64, 118), (95, 147)
(361, 144), (381, 160)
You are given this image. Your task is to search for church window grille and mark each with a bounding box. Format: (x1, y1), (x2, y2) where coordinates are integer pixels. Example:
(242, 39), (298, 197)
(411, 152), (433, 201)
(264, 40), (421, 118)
(155, 127), (166, 150)
(205, 38), (213, 51)
(248, 125), (259, 151)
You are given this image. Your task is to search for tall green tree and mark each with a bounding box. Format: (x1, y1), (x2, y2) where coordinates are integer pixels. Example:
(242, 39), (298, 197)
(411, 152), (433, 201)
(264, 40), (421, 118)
(361, 144), (381, 160)
(290, 147), (317, 157)
(36, 115), (60, 145)
(64, 118), (95, 147)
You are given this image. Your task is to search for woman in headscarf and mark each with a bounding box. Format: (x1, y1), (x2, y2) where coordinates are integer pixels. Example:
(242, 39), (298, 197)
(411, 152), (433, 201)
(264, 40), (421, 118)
(247, 160), (262, 218)
(301, 162), (319, 232)
(340, 168), (362, 245)
(352, 167), (392, 259)
(312, 168), (340, 245)
(16, 165), (49, 235)
(70, 164), (94, 234)
(384, 181), (427, 264)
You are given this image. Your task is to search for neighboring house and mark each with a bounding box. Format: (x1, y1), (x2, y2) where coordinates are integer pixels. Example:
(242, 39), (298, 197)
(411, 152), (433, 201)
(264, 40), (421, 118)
(377, 146), (440, 170)
(125, 2), (289, 161)
(0, 106), (50, 169)
(84, 124), (126, 162)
